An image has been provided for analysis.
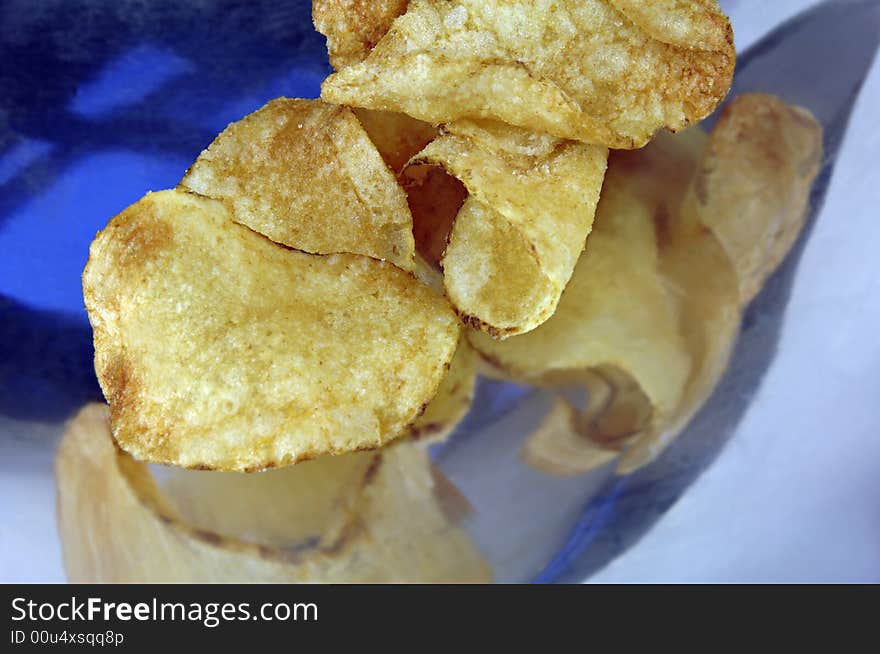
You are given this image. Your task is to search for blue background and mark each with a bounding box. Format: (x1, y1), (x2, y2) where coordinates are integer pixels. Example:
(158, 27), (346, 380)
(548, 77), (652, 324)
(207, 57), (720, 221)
(0, 0), (329, 421)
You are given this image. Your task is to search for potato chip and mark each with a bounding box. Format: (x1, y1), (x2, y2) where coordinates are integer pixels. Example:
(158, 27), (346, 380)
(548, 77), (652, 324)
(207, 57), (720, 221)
(56, 404), (491, 582)
(508, 95), (820, 475)
(684, 93), (823, 304)
(409, 336), (477, 444)
(158, 450), (372, 548)
(610, 127), (709, 209)
(617, 96), (821, 470)
(611, 131), (741, 472)
(404, 258), (478, 444)
(616, 202), (740, 473)
(520, 398), (618, 477)
(180, 98), (415, 271)
(354, 108), (438, 174)
(472, 132), (702, 475)
(607, 0), (733, 51)
(405, 165), (467, 267)
(351, 108), (458, 269)
(82, 190), (460, 471)
(406, 121), (607, 337)
(469, 162), (692, 416)
(321, 0), (735, 148)
(313, 0), (409, 70)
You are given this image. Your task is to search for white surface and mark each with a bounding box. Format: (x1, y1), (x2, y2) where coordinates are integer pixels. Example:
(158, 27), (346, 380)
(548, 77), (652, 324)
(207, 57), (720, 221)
(592, 0), (880, 583)
(0, 419), (63, 583)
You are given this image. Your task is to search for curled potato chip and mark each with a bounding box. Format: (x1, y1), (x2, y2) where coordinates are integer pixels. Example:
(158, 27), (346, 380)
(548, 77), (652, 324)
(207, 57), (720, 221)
(354, 108), (438, 174)
(180, 98), (415, 271)
(507, 95), (821, 475)
(473, 129), (704, 475)
(617, 96), (822, 471)
(685, 93), (823, 304)
(616, 202), (740, 473)
(313, 0), (409, 70)
(520, 397), (618, 477)
(56, 404), (491, 582)
(612, 134), (741, 472)
(347, 108), (448, 264)
(82, 190), (460, 471)
(470, 161), (692, 415)
(321, 0), (734, 148)
(405, 165), (467, 268)
(406, 121), (607, 337)
(157, 448), (371, 548)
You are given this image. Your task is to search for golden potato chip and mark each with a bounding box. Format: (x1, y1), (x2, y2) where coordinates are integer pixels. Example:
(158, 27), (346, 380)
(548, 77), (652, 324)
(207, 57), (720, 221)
(409, 337), (477, 444)
(321, 0), (735, 148)
(313, 0), (409, 70)
(180, 98), (415, 271)
(56, 404), (491, 582)
(406, 121), (607, 337)
(443, 198), (558, 338)
(82, 190), (460, 471)
(607, 0), (733, 51)
(684, 93), (823, 304)
(403, 258), (478, 444)
(354, 108), (438, 174)
(351, 108), (456, 267)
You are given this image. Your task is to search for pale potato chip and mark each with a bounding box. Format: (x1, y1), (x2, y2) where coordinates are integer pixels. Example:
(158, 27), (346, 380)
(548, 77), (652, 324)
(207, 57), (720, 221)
(610, 127), (710, 210)
(321, 0), (735, 148)
(180, 98), (415, 271)
(56, 404), (491, 582)
(82, 190), (460, 471)
(472, 135), (700, 474)
(313, 0), (409, 70)
(354, 108), (438, 174)
(616, 201), (740, 472)
(618, 96), (822, 471)
(611, 129), (741, 472)
(511, 96), (820, 475)
(406, 121), (607, 337)
(519, 166), (739, 475)
(520, 397), (618, 477)
(685, 93), (823, 304)
(412, 251), (446, 292)
(157, 452), (372, 548)
(470, 163), (692, 419)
